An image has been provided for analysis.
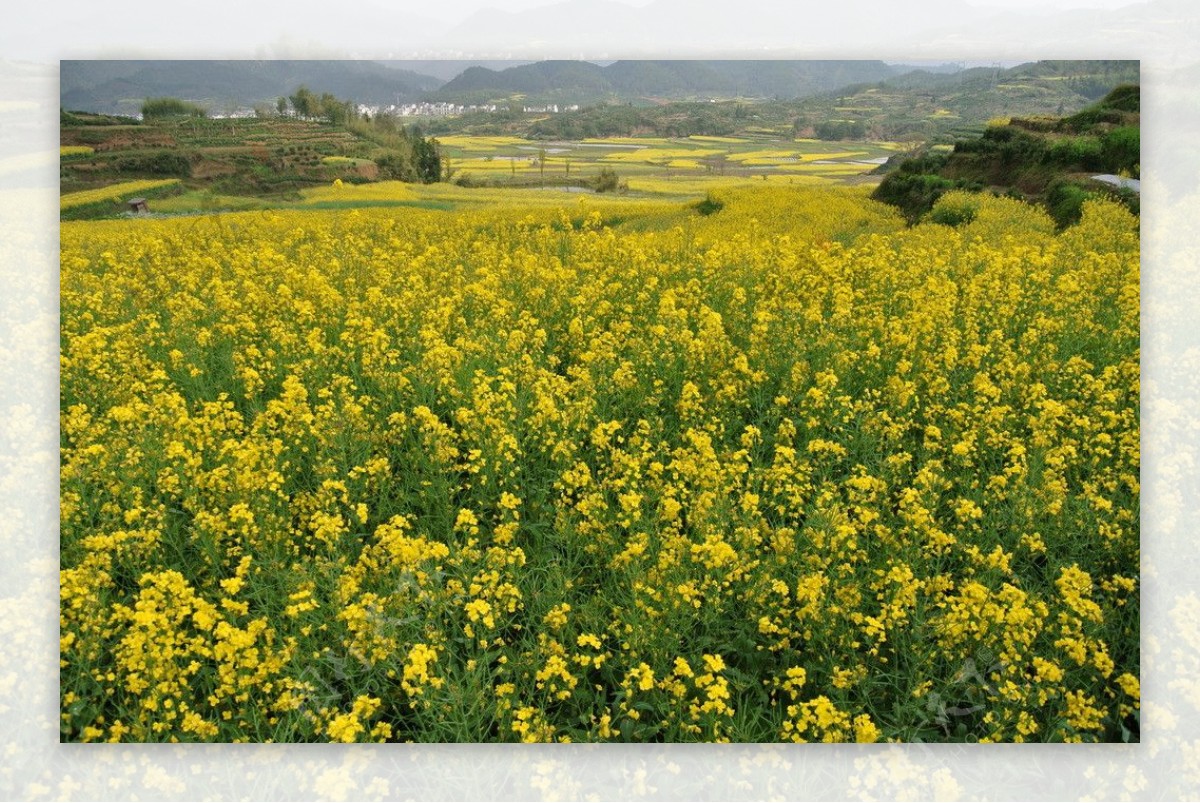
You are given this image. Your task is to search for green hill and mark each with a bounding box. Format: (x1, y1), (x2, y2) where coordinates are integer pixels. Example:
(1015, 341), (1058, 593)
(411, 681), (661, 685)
(60, 61), (444, 117)
(787, 59), (1139, 142)
(871, 84), (1140, 228)
(430, 60), (900, 104)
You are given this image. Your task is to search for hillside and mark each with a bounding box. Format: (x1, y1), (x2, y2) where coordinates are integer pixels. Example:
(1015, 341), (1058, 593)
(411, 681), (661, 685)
(788, 59), (1140, 142)
(431, 59), (900, 104)
(60, 60), (444, 117)
(58, 106), (447, 214)
(423, 60), (1136, 142)
(871, 84), (1140, 227)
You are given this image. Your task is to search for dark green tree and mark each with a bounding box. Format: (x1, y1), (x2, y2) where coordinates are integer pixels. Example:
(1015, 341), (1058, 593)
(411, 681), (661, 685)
(413, 136), (441, 184)
(289, 86), (316, 118)
(141, 97), (206, 119)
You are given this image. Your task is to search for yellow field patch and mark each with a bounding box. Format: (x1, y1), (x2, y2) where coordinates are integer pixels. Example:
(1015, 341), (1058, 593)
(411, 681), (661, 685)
(60, 179), (180, 210)
(776, 162), (875, 174)
(687, 135), (749, 144)
(436, 135), (532, 151)
(581, 136), (673, 146)
(452, 157), (538, 172)
(626, 173), (833, 195)
(725, 149), (801, 163)
(800, 151), (871, 161)
(601, 148), (722, 164)
(299, 180), (417, 204)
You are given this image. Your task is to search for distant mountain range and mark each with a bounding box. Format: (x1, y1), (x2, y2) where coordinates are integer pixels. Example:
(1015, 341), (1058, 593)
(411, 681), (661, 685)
(59, 58), (1138, 119)
(431, 60), (900, 101)
(61, 59), (910, 115)
(59, 60), (444, 116)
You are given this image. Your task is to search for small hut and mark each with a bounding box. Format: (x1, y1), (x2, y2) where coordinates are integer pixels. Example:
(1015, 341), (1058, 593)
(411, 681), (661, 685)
(127, 197), (149, 214)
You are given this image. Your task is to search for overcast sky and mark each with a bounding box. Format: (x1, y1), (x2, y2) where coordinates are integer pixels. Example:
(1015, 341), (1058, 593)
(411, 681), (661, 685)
(0, 0), (1169, 63)
(374, 0), (1146, 20)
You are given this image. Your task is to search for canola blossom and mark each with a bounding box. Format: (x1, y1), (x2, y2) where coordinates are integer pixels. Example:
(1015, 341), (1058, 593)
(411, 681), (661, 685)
(60, 186), (1139, 743)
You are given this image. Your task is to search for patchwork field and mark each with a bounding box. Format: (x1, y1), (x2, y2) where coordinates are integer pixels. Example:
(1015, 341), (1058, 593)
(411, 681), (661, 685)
(438, 135), (900, 187)
(59, 124), (904, 221)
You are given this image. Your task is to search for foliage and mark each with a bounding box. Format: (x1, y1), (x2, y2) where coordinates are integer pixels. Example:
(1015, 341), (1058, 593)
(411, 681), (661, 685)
(693, 192), (724, 216)
(113, 150), (194, 178)
(347, 116), (442, 184)
(1045, 180), (1093, 228)
(285, 85), (354, 125)
(417, 61), (1136, 146)
(872, 166), (980, 224)
(873, 87), (1140, 228)
(591, 166), (623, 193)
(141, 97), (207, 119)
(530, 104), (654, 140)
(62, 108), (141, 126)
(814, 120), (867, 141)
(926, 192), (978, 227)
(1100, 127), (1139, 177)
(1094, 84), (1140, 113)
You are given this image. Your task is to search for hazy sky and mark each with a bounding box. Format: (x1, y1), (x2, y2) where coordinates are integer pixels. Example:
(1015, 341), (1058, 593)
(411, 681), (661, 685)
(3, 0), (1161, 62)
(406, 0), (1144, 18)
(18, 0), (1153, 28)
(374, 0), (1145, 24)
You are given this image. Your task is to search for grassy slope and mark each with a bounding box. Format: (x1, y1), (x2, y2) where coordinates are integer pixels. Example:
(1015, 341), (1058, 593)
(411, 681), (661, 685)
(870, 85), (1140, 227)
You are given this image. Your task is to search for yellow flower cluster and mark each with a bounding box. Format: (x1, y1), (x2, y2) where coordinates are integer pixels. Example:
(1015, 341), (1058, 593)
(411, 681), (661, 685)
(60, 185), (1138, 742)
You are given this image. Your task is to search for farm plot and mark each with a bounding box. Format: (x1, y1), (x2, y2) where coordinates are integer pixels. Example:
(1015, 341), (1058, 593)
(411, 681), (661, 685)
(437, 134), (902, 187)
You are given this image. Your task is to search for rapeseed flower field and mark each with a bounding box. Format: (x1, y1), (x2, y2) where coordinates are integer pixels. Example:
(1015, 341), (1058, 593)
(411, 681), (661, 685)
(60, 184), (1138, 743)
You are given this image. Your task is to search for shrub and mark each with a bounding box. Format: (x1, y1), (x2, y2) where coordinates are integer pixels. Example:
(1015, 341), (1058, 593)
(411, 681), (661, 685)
(928, 194), (978, 227)
(872, 170), (965, 224)
(1099, 84), (1140, 113)
(114, 151), (193, 178)
(1101, 127), (1140, 174)
(694, 192), (724, 216)
(1046, 180), (1092, 228)
(141, 97), (206, 119)
(1045, 137), (1104, 171)
(592, 167), (622, 193)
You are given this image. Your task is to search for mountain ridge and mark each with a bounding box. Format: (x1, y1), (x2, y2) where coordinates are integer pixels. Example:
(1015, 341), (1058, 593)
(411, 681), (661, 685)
(432, 59), (902, 102)
(60, 60), (445, 116)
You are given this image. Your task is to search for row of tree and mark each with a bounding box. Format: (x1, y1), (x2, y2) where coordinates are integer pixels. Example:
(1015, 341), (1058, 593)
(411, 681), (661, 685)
(279, 86), (355, 125)
(141, 97), (207, 119)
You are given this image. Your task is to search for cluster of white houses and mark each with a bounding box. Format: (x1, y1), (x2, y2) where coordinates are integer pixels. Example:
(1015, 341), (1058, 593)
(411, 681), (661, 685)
(355, 101), (581, 117)
(356, 101), (498, 117)
(202, 101), (584, 121)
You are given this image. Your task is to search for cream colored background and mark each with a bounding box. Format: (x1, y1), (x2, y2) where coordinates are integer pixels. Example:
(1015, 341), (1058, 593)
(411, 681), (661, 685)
(3, 1), (1193, 798)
